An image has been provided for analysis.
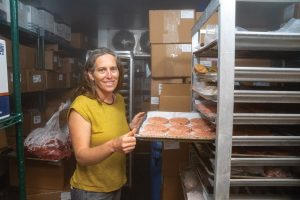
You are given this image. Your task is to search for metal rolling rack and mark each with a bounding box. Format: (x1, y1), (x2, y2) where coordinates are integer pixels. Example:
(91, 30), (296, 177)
(0, 1), (26, 199)
(115, 51), (134, 187)
(190, 0), (300, 199)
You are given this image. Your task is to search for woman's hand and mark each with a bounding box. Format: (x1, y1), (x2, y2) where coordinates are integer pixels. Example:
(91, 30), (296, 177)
(129, 112), (146, 130)
(111, 128), (137, 154)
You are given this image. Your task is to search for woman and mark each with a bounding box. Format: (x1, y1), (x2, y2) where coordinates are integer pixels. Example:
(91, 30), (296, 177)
(68, 48), (145, 200)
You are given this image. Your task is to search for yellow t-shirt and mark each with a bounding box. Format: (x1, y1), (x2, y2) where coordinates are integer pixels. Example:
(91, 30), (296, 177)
(69, 94), (129, 192)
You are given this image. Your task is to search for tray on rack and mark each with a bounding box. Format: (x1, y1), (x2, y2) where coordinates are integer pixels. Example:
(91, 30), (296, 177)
(179, 167), (204, 200)
(136, 111), (215, 142)
(193, 86), (217, 102)
(194, 72), (218, 82)
(235, 31), (300, 51)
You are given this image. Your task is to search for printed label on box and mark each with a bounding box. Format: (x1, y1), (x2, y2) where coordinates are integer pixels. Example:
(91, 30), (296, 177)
(181, 44), (192, 52)
(181, 10), (194, 19)
(33, 115), (41, 124)
(58, 74), (63, 81)
(32, 74), (41, 83)
(151, 97), (159, 105)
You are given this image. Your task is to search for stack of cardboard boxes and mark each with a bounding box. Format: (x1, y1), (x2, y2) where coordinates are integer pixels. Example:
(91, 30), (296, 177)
(149, 10), (195, 112)
(149, 9), (195, 200)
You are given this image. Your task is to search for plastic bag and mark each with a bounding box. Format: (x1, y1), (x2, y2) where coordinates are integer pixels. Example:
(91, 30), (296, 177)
(24, 101), (72, 160)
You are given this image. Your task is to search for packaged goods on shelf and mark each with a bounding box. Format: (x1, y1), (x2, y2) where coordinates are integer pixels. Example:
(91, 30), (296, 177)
(0, 0), (10, 22)
(25, 5), (41, 32)
(38, 9), (55, 33)
(0, 39), (10, 120)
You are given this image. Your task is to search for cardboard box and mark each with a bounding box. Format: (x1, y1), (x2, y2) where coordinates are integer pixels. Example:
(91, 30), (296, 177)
(159, 84), (191, 112)
(195, 12), (218, 46)
(23, 109), (44, 136)
(60, 58), (75, 73)
(162, 142), (189, 177)
(7, 68), (28, 93)
(151, 44), (192, 78)
(9, 156), (75, 190)
(195, 12), (218, 26)
(44, 71), (66, 89)
(149, 10), (195, 44)
(0, 129), (8, 149)
(162, 176), (184, 200)
(65, 72), (79, 88)
(150, 78), (184, 111)
(71, 33), (89, 49)
(0, 36), (34, 69)
(0, 39), (10, 120)
(44, 50), (61, 71)
(26, 70), (46, 92)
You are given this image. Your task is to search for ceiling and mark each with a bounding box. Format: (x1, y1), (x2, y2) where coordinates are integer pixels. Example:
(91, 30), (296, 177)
(23, 0), (210, 37)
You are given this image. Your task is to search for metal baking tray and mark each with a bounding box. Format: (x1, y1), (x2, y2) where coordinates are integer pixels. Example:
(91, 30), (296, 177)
(194, 31), (300, 57)
(195, 73), (218, 82)
(234, 90), (300, 104)
(194, 67), (300, 83)
(231, 157), (300, 166)
(232, 135), (300, 146)
(235, 31), (300, 51)
(208, 158), (300, 187)
(194, 89), (300, 104)
(230, 178), (300, 187)
(233, 113), (300, 125)
(136, 111), (215, 142)
(192, 87), (217, 102)
(235, 67), (300, 83)
(230, 194), (300, 200)
(179, 167), (204, 200)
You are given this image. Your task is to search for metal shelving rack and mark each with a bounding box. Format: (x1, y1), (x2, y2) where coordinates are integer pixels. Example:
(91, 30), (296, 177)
(191, 0), (300, 199)
(0, 0), (26, 200)
(115, 51), (134, 187)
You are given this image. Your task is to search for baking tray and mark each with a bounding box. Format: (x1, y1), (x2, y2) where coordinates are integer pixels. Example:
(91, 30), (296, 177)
(233, 113), (300, 125)
(195, 72), (218, 82)
(135, 111), (215, 142)
(230, 178), (300, 187)
(232, 135), (300, 146)
(235, 67), (300, 83)
(207, 158), (300, 187)
(179, 167), (204, 200)
(192, 86), (217, 102)
(234, 90), (300, 104)
(235, 31), (300, 51)
(194, 31), (300, 58)
(194, 67), (300, 83)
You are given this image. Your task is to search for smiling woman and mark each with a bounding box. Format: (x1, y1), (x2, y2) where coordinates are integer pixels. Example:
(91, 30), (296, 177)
(68, 47), (145, 200)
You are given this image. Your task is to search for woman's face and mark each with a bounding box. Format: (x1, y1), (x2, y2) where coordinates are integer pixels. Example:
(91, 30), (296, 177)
(88, 54), (119, 95)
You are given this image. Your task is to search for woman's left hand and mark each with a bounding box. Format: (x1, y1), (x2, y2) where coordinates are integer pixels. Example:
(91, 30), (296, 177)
(129, 112), (146, 130)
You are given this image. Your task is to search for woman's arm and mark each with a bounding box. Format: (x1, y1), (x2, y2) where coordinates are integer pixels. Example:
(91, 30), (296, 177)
(68, 110), (137, 166)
